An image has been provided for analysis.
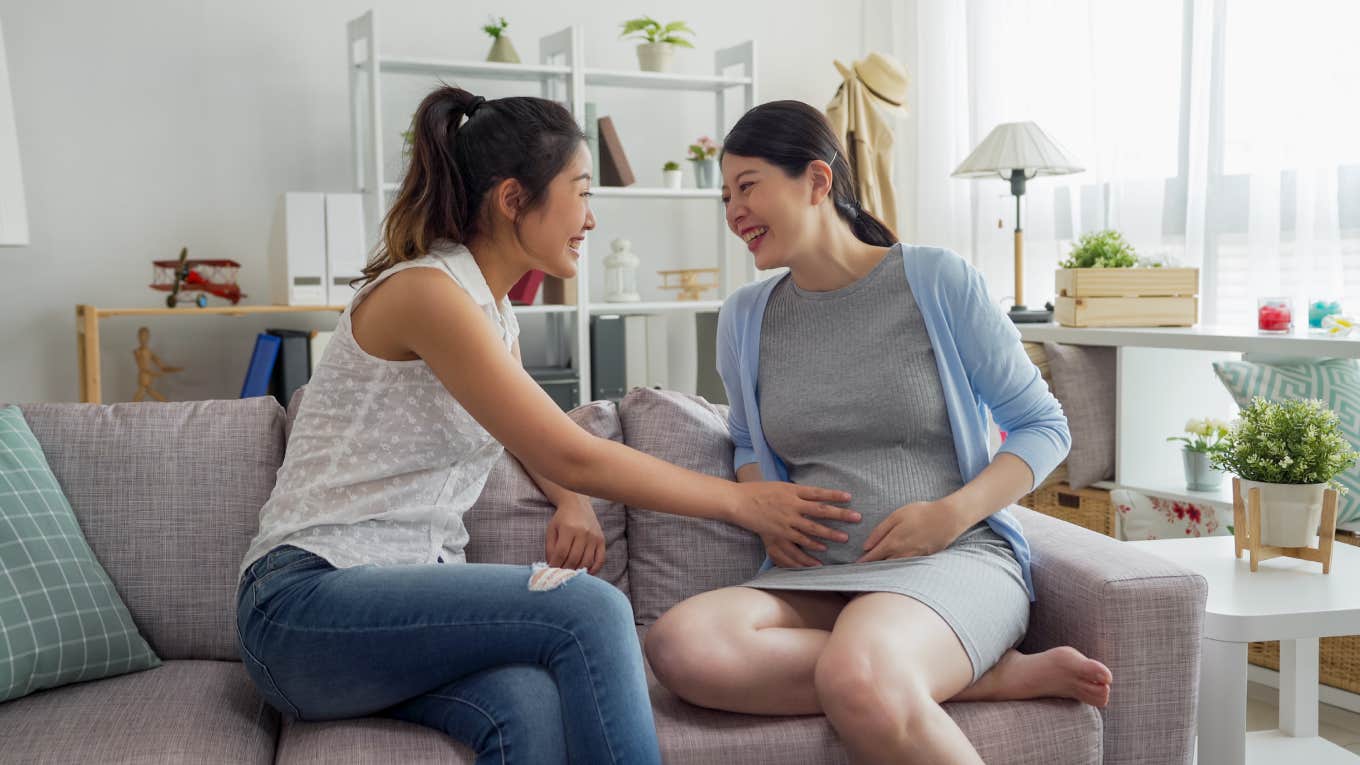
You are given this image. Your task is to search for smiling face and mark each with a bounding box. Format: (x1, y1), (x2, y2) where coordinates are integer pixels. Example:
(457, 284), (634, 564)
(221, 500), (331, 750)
(721, 153), (821, 271)
(514, 141), (596, 279)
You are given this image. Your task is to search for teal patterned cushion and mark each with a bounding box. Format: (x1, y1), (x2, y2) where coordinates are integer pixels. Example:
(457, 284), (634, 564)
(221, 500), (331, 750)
(1211, 358), (1360, 523)
(0, 406), (160, 702)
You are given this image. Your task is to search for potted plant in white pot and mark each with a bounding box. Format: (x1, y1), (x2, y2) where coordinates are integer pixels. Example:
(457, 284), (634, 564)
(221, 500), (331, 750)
(483, 16), (519, 63)
(688, 136), (719, 189)
(1211, 397), (1358, 547)
(1167, 416), (1230, 491)
(662, 161), (682, 189)
(619, 16), (694, 73)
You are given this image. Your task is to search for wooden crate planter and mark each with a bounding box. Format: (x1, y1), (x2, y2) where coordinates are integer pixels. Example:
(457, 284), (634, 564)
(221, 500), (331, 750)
(1019, 482), (1116, 537)
(1248, 530), (1360, 694)
(1054, 267), (1199, 328)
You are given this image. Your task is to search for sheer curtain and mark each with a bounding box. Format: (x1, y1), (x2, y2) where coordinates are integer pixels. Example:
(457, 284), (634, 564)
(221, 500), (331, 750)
(877, 0), (1358, 326)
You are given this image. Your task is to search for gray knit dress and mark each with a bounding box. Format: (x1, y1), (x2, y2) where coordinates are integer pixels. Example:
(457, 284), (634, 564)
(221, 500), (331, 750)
(741, 248), (1029, 680)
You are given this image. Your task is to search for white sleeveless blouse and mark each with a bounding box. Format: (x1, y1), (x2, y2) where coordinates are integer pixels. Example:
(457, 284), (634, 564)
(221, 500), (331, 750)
(239, 243), (520, 577)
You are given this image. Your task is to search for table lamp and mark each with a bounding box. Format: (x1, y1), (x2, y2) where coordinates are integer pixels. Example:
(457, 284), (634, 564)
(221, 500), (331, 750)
(952, 121), (1082, 323)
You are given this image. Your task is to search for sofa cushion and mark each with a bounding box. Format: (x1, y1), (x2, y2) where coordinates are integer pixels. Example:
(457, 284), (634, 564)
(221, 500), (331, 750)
(0, 406), (160, 702)
(0, 659), (279, 764)
(18, 398), (286, 661)
(1042, 343), (1116, 489)
(465, 400), (630, 596)
(1112, 488), (1229, 540)
(276, 716), (472, 765)
(617, 388), (765, 624)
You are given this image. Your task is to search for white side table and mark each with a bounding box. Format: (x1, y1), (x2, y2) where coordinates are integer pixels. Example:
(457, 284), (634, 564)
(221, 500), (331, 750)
(1132, 536), (1360, 764)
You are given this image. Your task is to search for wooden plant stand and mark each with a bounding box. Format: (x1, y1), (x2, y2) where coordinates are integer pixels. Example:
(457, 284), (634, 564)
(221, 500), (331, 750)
(1232, 477), (1339, 573)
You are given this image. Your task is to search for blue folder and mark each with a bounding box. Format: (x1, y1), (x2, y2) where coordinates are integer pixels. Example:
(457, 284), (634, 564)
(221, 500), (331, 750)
(241, 333), (282, 398)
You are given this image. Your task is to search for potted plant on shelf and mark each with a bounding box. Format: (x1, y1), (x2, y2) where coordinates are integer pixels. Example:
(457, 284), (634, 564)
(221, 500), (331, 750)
(619, 16), (694, 73)
(483, 16), (519, 63)
(662, 161), (682, 189)
(688, 136), (719, 189)
(1054, 229), (1199, 328)
(1167, 416), (1230, 491)
(1210, 397), (1358, 547)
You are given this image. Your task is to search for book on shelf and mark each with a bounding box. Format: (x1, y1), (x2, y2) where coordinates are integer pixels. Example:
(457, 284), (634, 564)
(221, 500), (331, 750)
(241, 333), (282, 399)
(597, 116), (635, 187)
(590, 315), (627, 400)
(694, 312), (727, 405)
(542, 275), (577, 306)
(240, 328), (334, 406)
(266, 329), (313, 407)
(591, 314), (669, 401)
(509, 270), (545, 305)
(526, 366), (579, 412)
(309, 330), (333, 370)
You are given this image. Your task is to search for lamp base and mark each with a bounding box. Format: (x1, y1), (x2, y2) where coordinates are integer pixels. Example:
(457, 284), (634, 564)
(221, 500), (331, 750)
(1008, 303), (1054, 324)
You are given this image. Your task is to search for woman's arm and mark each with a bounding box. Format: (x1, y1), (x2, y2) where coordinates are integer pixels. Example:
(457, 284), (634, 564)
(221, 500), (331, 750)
(859, 252), (1069, 562)
(358, 268), (857, 552)
(950, 257), (1072, 490)
(507, 339), (587, 508)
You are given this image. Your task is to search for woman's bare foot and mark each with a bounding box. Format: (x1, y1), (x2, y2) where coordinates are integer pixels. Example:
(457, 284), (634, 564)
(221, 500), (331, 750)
(954, 647), (1113, 708)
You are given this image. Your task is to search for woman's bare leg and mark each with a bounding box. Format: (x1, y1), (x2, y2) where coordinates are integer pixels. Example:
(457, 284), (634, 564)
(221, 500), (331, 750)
(644, 586), (848, 715)
(814, 592), (982, 764)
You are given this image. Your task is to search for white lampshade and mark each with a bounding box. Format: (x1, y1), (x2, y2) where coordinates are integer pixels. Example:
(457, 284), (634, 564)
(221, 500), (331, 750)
(951, 121), (1083, 180)
(0, 15), (28, 247)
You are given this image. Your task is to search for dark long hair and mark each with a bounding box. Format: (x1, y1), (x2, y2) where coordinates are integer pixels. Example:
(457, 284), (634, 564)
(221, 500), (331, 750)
(721, 100), (896, 247)
(360, 86), (585, 286)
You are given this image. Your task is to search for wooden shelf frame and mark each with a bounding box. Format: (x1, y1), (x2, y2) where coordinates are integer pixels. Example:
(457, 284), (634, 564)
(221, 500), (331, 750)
(75, 303), (346, 404)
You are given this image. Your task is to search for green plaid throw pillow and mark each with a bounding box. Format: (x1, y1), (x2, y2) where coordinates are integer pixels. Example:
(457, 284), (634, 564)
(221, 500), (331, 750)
(0, 406), (159, 702)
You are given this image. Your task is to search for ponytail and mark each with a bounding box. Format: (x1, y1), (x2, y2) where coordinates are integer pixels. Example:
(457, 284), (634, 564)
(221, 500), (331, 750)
(358, 85), (585, 286)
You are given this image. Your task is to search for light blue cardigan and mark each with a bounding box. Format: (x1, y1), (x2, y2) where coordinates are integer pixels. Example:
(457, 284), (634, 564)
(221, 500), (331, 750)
(716, 244), (1072, 599)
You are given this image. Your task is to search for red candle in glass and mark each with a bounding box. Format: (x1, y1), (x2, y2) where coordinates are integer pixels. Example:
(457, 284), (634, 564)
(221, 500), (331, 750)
(1258, 299), (1293, 333)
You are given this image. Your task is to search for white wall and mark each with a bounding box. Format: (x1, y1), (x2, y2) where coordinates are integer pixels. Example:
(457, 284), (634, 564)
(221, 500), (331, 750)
(0, 0), (865, 403)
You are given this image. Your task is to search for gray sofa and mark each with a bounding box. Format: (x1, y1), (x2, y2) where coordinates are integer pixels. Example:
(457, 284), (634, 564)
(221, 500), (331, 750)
(0, 389), (1207, 764)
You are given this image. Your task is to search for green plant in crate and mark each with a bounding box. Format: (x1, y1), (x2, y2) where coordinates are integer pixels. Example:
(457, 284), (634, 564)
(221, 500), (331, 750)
(1059, 229), (1141, 269)
(662, 161), (680, 172)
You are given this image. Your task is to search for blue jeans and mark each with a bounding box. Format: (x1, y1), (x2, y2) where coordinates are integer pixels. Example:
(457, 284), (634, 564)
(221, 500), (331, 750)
(235, 546), (661, 765)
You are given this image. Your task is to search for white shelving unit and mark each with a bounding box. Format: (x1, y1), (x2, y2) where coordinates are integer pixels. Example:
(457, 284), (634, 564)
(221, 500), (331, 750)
(346, 11), (757, 405)
(1017, 323), (1360, 517)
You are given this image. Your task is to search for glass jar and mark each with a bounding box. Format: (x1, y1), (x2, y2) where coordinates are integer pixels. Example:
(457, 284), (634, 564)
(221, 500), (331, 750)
(1308, 297), (1343, 330)
(1257, 297), (1294, 334)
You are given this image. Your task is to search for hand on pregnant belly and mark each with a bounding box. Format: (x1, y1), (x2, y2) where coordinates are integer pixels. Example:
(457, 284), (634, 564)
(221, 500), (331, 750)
(856, 499), (967, 563)
(735, 482), (862, 568)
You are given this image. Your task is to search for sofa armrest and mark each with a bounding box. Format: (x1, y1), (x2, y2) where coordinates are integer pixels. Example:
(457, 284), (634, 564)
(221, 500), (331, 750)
(1013, 506), (1207, 765)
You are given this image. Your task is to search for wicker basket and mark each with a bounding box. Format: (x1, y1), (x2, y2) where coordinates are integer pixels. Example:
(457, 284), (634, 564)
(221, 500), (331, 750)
(1019, 482), (1117, 537)
(1247, 530), (1360, 693)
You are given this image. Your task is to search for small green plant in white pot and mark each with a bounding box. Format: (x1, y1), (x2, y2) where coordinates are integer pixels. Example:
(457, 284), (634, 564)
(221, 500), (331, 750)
(1167, 417), (1230, 491)
(1211, 398), (1358, 547)
(662, 161), (682, 189)
(619, 16), (694, 73)
(483, 16), (520, 63)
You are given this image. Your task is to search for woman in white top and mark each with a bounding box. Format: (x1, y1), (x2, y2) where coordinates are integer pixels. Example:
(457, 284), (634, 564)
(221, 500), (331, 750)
(234, 87), (858, 765)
